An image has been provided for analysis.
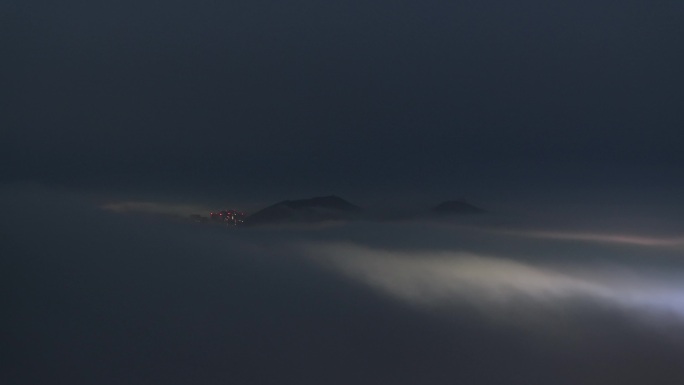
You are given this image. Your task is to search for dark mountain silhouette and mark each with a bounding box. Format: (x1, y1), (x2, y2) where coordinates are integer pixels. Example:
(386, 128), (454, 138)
(244, 195), (362, 226)
(432, 200), (485, 215)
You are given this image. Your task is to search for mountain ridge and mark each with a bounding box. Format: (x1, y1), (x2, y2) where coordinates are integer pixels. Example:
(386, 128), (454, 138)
(244, 195), (361, 226)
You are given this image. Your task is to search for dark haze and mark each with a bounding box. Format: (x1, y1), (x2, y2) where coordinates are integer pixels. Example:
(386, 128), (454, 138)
(3, 0), (684, 383)
(3, 0), (683, 204)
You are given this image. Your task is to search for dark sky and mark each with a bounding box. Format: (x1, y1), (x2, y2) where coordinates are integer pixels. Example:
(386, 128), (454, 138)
(3, 0), (684, 205)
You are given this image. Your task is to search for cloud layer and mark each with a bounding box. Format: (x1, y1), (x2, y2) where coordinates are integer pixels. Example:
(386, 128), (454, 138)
(4, 184), (684, 384)
(308, 243), (684, 321)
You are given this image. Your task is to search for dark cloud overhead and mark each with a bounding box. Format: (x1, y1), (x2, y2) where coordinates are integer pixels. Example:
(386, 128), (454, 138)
(3, 0), (683, 201)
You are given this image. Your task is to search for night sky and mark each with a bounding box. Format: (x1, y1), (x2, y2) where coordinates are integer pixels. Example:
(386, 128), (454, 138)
(4, 0), (683, 205)
(3, 1), (684, 384)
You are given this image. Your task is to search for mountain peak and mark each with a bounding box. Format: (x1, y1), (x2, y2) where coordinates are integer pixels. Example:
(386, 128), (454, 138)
(244, 195), (361, 226)
(432, 200), (485, 215)
(281, 195), (360, 211)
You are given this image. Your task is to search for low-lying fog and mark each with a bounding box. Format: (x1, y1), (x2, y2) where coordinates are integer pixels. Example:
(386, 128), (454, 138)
(3, 184), (684, 384)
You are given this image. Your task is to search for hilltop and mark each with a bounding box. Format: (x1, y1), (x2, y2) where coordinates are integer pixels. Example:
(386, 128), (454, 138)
(244, 195), (362, 226)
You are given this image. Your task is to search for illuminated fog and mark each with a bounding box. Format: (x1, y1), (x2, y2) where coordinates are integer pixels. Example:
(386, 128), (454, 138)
(4, 184), (684, 385)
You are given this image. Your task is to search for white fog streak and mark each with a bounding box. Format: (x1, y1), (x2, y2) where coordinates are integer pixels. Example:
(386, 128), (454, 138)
(307, 243), (684, 318)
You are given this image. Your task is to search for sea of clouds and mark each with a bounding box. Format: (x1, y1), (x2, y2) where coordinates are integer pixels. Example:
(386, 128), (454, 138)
(3, 183), (684, 385)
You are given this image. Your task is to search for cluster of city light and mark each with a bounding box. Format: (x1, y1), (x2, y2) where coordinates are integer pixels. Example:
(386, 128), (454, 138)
(210, 209), (246, 225)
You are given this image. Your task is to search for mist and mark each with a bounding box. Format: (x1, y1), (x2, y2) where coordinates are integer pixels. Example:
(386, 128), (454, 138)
(3, 183), (684, 384)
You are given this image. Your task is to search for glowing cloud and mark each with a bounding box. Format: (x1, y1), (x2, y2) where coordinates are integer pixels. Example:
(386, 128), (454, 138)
(306, 243), (684, 319)
(503, 229), (684, 249)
